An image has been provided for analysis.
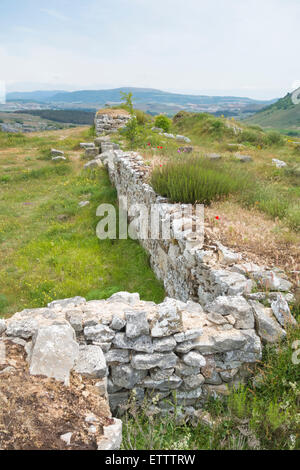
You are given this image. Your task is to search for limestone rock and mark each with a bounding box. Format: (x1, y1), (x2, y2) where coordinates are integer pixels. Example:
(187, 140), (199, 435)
(108, 292), (140, 306)
(111, 364), (147, 389)
(271, 294), (297, 327)
(217, 243), (242, 265)
(211, 270), (253, 296)
(153, 336), (177, 352)
(183, 374), (205, 390)
(206, 295), (254, 329)
(113, 332), (153, 353)
(97, 418), (123, 451)
(250, 300), (286, 343)
(29, 324), (79, 385)
(105, 348), (130, 364)
(125, 310), (149, 338)
(48, 297), (86, 309)
(74, 345), (107, 378)
(131, 352), (178, 370)
(140, 375), (182, 391)
(84, 324), (115, 343)
(182, 351), (206, 368)
(110, 315), (126, 331)
(6, 318), (38, 339)
(151, 299), (182, 337)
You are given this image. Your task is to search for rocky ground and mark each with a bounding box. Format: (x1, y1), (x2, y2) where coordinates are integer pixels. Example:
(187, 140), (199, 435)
(0, 340), (112, 450)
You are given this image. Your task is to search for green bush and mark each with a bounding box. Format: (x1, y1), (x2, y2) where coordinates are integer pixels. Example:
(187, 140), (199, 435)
(264, 131), (285, 146)
(154, 115), (172, 132)
(151, 156), (250, 205)
(135, 110), (149, 126)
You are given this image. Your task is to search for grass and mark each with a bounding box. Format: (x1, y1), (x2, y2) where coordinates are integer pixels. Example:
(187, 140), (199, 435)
(151, 156), (250, 205)
(121, 326), (300, 450)
(0, 127), (164, 316)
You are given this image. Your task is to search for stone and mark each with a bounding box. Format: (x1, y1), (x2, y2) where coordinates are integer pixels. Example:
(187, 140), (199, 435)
(213, 329), (248, 352)
(206, 153), (222, 160)
(131, 352), (178, 370)
(176, 135), (191, 143)
(60, 433), (73, 446)
(183, 374), (205, 390)
(48, 297), (86, 309)
(174, 328), (203, 343)
(92, 342), (111, 353)
(232, 263), (261, 275)
(110, 315), (126, 331)
(182, 351), (206, 368)
(150, 368), (175, 381)
(105, 348), (130, 364)
(235, 154), (252, 163)
(207, 312), (228, 325)
(113, 333), (153, 353)
(0, 319), (7, 335)
(51, 149), (64, 157)
(74, 345), (106, 378)
(153, 336), (177, 352)
(206, 296), (254, 329)
(217, 243), (242, 265)
(107, 378), (122, 394)
(175, 340), (199, 354)
(80, 143), (95, 149)
(65, 311), (84, 333)
(211, 270), (253, 296)
(175, 361), (200, 377)
(52, 156), (66, 161)
(108, 292), (140, 306)
(219, 368), (239, 382)
(95, 378), (108, 397)
(253, 271), (292, 292)
(272, 159), (287, 168)
(109, 392), (129, 414)
(250, 300), (286, 343)
(140, 375), (182, 391)
(271, 294), (297, 327)
(78, 201), (90, 208)
(204, 370), (222, 385)
(151, 299), (182, 337)
(222, 330), (262, 365)
(176, 389), (202, 401)
(205, 384), (230, 397)
(6, 318), (38, 339)
(125, 310), (149, 338)
(29, 324), (79, 386)
(84, 324), (115, 343)
(111, 364), (147, 389)
(97, 418), (123, 451)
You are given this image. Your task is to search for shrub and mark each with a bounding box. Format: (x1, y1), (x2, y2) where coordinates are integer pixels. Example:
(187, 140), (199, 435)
(0, 294), (8, 312)
(151, 156), (250, 205)
(154, 115), (172, 132)
(264, 131), (284, 146)
(135, 110), (149, 126)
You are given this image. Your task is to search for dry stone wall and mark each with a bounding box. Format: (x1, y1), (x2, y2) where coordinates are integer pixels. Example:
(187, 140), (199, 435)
(1, 292), (267, 417)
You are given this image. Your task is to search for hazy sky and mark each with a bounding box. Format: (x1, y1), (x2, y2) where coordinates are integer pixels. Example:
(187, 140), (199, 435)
(0, 0), (300, 99)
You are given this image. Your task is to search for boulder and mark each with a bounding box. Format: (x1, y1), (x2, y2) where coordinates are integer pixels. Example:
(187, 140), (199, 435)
(108, 292), (140, 306)
(105, 349), (130, 364)
(272, 159), (287, 168)
(97, 418), (123, 451)
(113, 333), (153, 353)
(182, 351), (206, 368)
(0, 319), (7, 335)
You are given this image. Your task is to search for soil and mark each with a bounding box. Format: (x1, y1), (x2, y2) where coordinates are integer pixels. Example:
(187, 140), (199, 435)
(0, 340), (112, 450)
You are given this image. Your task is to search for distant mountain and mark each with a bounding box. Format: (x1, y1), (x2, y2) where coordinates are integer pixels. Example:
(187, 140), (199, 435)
(5, 87), (275, 117)
(7, 90), (67, 101)
(246, 92), (300, 129)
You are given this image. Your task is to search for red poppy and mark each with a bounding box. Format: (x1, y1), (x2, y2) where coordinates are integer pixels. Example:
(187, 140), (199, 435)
(215, 216), (220, 220)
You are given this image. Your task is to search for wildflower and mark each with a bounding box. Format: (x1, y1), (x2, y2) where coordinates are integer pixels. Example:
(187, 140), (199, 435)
(215, 216), (220, 220)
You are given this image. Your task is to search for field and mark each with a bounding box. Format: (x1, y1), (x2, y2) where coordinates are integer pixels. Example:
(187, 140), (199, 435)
(0, 126), (164, 316)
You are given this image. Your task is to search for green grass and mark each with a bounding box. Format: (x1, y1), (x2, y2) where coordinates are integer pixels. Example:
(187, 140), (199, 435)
(122, 326), (300, 450)
(151, 156), (250, 205)
(0, 128), (164, 316)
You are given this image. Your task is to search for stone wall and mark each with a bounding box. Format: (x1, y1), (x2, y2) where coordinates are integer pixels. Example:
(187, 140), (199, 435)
(1, 292), (267, 417)
(95, 110), (131, 136)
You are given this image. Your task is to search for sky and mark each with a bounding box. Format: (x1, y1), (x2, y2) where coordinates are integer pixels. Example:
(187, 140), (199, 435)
(0, 0), (300, 100)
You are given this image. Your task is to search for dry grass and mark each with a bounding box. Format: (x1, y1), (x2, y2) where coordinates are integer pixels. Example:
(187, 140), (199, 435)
(204, 199), (300, 287)
(96, 108), (130, 118)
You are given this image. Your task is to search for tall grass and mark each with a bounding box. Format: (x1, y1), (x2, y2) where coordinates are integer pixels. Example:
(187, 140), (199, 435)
(151, 156), (251, 205)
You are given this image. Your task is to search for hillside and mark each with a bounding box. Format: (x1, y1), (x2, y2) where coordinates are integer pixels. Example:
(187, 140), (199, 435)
(246, 92), (300, 131)
(5, 87), (274, 118)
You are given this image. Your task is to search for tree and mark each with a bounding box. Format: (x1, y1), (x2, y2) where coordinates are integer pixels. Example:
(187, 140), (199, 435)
(120, 91), (134, 115)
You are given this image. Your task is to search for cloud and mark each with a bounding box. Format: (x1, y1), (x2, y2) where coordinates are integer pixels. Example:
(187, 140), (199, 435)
(40, 8), (69, 22)
(14, 26), (36, 34)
